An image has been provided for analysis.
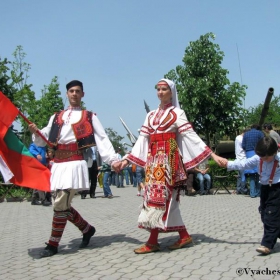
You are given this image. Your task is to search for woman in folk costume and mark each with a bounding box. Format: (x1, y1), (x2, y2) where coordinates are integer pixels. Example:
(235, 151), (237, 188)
(121, 78), (224, 254)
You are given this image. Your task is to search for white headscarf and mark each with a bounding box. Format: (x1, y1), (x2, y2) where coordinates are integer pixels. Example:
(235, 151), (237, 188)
(158, 78), (180, 108)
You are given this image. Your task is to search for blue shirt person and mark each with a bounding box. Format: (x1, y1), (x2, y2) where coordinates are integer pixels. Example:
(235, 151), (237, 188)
(241, 124), (264, 197)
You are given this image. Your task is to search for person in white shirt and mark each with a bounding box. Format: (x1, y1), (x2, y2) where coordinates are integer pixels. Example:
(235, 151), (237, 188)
(235, 129), (249, 195)
(263, 123), (280, 145)
(29, 80), (120, 257)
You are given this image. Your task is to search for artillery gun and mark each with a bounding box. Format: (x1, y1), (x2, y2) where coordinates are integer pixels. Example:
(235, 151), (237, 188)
(258, 87), (274, 127)
(213, 87), (274, 158)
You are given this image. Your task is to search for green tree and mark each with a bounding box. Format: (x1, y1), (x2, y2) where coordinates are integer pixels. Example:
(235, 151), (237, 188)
(10, 46), (36, 144)
(32, 76), (64, 129)
(246, 95), (280, 128)
(11, 45), (31, 91)
(105, 128), (125, 154)
(165, 33), (247, 145)
(2, 46), (64, 146)
(0, 57), (17, 101)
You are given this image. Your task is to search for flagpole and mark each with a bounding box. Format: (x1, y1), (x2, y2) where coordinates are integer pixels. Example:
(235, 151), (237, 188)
(18, 111), (54, 148)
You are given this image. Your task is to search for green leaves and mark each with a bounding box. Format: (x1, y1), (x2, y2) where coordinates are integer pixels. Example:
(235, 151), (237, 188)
(1, 46), (126, 149)
(105, 128), (125, 154)
(1, 46), (64, 146)
(165, 32), (247, 145)
(246, 95), (280, 127)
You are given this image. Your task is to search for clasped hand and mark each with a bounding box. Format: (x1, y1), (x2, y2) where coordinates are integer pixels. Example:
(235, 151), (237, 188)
(111, 160), (128, 173)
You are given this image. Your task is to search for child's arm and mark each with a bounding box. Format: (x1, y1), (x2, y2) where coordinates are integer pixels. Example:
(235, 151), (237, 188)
(227, 155), (260, 171)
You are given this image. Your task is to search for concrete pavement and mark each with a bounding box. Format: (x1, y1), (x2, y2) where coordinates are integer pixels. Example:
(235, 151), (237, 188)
(0, 185), (279, 280)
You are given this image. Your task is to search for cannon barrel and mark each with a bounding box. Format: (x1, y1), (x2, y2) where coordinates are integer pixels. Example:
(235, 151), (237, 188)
(258, 87), (274, 127)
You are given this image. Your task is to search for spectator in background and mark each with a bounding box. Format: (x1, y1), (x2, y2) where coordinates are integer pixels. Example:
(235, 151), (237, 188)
(116, 148), (124, 187)
(89, 146), (99, 198)
(46, 148), (54, 169)
(29, 142), (47, 205)
(136, 165), (145, 196)
(127, 164), (133, 185)
(263, 123), (280, 145)
(99, 162), (113, 198)
(44, 148), (55, 206)
(242, 124), (264, 197)
(117, 169), (124, 188)
(194, 158), (211, 195)
(185, 169), (197, 196)
(131, 163), (137, 187)
(81, 146), (98, 199)
(126, 151), (134, 185)
(110, 167), (116, 186)
(122, 167), (129, 186)
(234, 129), (249, 195)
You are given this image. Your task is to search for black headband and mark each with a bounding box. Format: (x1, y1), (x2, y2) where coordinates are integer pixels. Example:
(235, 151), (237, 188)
(66, 80), (83, 91)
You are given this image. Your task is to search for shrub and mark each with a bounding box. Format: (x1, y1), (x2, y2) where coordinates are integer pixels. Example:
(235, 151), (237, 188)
(6, 186), (32, 198)
(208, 159), (238, 188)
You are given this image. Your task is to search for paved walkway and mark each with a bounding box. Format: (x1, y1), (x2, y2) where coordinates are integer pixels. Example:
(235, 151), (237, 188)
(0, 185), (279, 280)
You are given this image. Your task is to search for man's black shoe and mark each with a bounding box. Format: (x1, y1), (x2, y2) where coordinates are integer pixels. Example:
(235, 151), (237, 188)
(79, 226), (96, 248)
(40, 243), (58, 258)
(42, 200), (51, 206)
(31, 200), (41, 205)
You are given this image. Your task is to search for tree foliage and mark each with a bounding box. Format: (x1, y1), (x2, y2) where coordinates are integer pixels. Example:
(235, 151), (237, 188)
(245, 95), (280, 128)
(105, 128), (124, 154)
(1, 46), (64, 145)
(165, 33), (247, 145)
(31, 76), (64, 129)
(11, 46), (31, 91)
(1, 45), (125, 148)
(0, 57), (17, 101)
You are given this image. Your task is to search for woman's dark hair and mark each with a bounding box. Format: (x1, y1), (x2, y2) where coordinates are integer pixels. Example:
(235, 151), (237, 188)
(255, 136), (278, 157)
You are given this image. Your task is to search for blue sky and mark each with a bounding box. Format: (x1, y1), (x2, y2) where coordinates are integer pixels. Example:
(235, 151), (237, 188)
(2, 0), (280, 147)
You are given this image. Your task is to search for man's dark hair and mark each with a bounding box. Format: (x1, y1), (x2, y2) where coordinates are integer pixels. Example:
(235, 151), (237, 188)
(251, 124), (261, 130)
(263, 123), (272, 130)
(255, 136), (278, 157)
(66, 80), (83, 91)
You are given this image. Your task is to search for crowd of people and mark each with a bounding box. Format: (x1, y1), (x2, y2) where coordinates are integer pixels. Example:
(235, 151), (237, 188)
(24, 78), (280, 258)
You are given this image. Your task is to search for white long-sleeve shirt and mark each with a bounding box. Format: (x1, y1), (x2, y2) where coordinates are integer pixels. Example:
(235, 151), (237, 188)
(33, 110), (118, 190)
(227, 154), (280, 185)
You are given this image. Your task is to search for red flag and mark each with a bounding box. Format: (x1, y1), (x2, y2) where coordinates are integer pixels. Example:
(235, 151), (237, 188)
(0, 92), (19, 143)
(0, 91), (50, 191)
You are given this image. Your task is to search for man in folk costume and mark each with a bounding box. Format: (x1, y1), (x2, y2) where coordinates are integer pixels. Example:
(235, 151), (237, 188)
(120, 79), (224, 254)
(29, 80), (120, 257)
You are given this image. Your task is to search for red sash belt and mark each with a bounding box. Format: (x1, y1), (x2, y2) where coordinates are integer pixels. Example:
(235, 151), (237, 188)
(150, 132), (176, 142)
(54, 143), (83, 163)
(57, 143), (79, 151)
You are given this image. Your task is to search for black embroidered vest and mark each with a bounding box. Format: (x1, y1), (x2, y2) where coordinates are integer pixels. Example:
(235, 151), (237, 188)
(49, 110), (96, 149)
